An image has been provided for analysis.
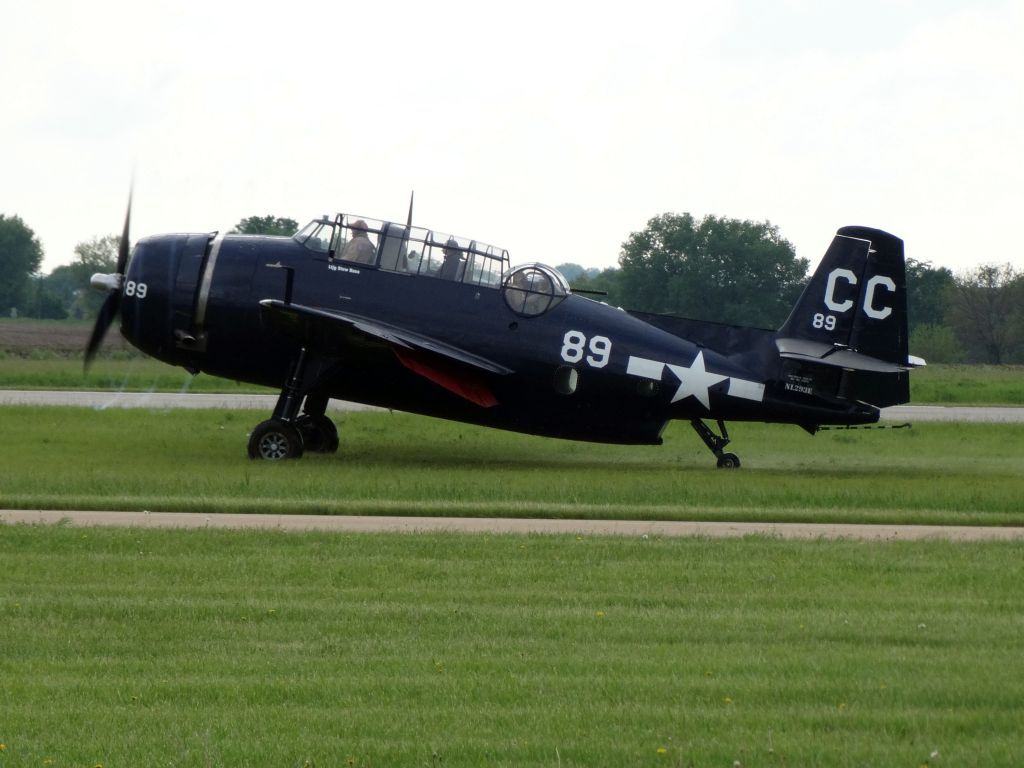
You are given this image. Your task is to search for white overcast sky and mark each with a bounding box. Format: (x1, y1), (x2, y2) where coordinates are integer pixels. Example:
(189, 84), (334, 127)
(2, 0), (1022, 275)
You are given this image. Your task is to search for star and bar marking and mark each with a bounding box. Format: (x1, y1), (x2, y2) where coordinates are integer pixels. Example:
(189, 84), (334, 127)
(626, 352), (765, 410)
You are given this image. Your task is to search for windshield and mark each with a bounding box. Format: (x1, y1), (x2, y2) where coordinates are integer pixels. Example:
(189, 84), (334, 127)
(292, 219), (337, 253)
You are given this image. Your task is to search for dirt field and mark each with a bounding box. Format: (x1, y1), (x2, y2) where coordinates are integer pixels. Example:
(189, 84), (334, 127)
(0, 320), (131, 355)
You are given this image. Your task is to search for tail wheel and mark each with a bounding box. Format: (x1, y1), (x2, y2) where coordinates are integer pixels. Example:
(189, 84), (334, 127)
(716, 453), (741, 469)
(248, 420), (304, 460)
(692, 419), (742, 469)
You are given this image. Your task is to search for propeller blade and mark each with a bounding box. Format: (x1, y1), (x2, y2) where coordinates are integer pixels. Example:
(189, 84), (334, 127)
(84, 187), (132, 372)
(84, 291), (121, 372)
(116, 186), (133, 274)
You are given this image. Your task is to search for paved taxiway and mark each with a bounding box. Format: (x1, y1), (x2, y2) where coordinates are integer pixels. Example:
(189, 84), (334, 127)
(1, 390), (1022, 422)
(3, 510), (1023, 542)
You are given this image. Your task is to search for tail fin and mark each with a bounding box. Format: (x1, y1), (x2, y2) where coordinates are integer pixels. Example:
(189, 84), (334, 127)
(777, 226), (920, 408)
(780, 226), (908, 361)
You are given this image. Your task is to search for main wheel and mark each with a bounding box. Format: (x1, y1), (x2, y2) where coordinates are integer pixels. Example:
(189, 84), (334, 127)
(716, 452), (741, 469)
(248, 420), (305, 460)
(296, 414), (339, 453)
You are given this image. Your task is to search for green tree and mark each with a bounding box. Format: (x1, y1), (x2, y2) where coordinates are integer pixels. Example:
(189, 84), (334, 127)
(0, 214), (44, 313)
(909, 323), (964, 364)
(26, 275), (68, 319)
(617, 213), (809, 327)
(556, 263), (601, 283)
(946, 263), (1024, 364)
(44, 235), (119, 320)
(570, 266), (624, 308)
(905, 258), (955, 333)
(231, 216), (299, 236)
(555, 263), (585, 282)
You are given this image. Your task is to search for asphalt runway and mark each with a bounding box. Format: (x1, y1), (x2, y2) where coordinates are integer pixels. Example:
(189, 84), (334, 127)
(0, 390), (1021, 422)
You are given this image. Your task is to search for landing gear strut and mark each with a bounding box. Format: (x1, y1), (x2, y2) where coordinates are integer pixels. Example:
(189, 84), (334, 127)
(247, 347), (339, 460)
(690, 419), (741, 469)
(296, 394), (339, 453)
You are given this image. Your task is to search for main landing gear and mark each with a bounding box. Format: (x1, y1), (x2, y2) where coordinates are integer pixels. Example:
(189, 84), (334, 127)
(690, 419), (741, 469)
(247, 347), (340, 460)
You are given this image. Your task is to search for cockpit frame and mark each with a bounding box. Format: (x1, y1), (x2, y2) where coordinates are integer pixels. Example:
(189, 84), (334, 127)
(293, 214), (510, 288)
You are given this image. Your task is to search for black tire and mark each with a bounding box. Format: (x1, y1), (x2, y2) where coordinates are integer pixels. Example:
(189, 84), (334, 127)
(716, 452), (741, 469)
(248, 420), (304, 460)
(296, 414), (339, 453)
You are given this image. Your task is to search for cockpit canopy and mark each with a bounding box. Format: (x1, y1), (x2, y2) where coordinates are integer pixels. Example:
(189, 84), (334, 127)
(293, 214), (572, 316)
(502, 263), (570, 317)
(293, 214), (509, 288)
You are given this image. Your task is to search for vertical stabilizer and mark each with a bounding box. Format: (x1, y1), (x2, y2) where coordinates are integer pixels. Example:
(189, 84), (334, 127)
(779, 226), (908, 365)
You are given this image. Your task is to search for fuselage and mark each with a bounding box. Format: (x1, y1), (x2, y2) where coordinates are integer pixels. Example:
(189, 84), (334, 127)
(118, 229), (879, 445)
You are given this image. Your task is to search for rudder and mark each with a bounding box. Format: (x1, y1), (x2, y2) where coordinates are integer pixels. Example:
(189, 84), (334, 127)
(775, 226), (918, 409)
(779, 226), (908, 365)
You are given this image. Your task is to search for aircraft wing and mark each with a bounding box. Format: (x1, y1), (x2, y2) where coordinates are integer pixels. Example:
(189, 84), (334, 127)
(258, 299), (512, 407)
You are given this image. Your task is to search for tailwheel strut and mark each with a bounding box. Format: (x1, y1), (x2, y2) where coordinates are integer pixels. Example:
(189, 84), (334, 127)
(690, 419), (741, 469)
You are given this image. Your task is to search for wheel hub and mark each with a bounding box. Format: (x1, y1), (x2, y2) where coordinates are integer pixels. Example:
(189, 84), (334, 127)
(258, 432), (290, 460)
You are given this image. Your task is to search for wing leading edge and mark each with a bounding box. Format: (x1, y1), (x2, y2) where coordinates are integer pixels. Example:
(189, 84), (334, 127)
(258, 299), (511, 407)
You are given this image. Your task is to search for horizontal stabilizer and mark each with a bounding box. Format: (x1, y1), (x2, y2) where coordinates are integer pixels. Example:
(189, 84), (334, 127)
(776, 337), (918, 373)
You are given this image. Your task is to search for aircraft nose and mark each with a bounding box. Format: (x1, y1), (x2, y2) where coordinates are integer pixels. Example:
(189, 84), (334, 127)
(90, 272), (123, 292)
(118, 232), (213, 369)
(117, 237), (156, 355)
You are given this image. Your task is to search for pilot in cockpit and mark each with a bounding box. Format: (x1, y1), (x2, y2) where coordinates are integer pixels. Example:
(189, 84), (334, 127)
(340, 220), (377, 264)
(439, 237), (465, 280)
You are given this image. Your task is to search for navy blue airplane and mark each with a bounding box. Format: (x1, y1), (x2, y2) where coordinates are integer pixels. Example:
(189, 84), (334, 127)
(86, 199), (924, 465)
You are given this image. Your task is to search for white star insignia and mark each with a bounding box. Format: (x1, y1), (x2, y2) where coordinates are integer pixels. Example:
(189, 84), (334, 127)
(666, 351), (728, 409)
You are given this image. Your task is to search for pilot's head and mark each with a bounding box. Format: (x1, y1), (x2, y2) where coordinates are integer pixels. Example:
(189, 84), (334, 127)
(351, 219), (369, 236)
(443, 237), (461, 257)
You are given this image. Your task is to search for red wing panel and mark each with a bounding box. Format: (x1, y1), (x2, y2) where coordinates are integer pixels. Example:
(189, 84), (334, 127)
(393, 348), (499, 408)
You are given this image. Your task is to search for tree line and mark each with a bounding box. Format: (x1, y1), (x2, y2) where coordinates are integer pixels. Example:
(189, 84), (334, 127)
(2, 211), (1021, 363)
(558, 214), (1023, 365)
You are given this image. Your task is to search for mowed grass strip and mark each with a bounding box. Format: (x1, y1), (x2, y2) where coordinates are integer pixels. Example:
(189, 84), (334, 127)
(0, 525), (1022, 766)
(1, 407), (1022, 525)
(910, 364), (1024, 405)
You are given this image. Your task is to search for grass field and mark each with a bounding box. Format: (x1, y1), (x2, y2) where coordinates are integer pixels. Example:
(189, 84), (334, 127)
(1, 525), (1022, 766)
(910, 364), (1024, 405)
(3, 321), (1022, 766)
(1, 407), (1022, 526)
